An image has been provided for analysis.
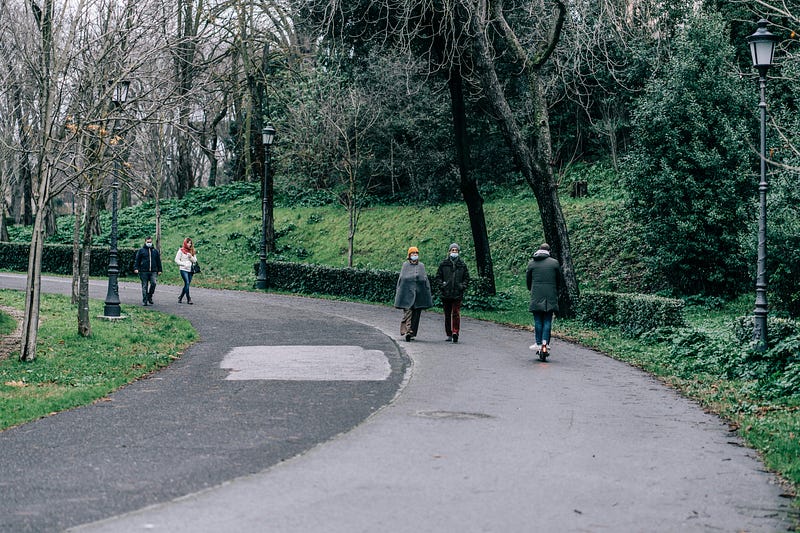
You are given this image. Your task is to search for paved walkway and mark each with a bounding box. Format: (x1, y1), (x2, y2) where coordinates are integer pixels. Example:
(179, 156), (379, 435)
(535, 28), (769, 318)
(0, 273), (795, 532)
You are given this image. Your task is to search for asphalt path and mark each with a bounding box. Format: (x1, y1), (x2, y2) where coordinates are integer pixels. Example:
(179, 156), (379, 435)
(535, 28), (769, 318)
(0, 273), (796, 532)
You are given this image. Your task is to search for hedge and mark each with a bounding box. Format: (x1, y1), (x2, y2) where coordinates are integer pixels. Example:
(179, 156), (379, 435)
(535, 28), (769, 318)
(262, 260), (399, 303)
(576, 290), (685, 336)
(2, 243), (686, 333)
(0, 242), (138, 277)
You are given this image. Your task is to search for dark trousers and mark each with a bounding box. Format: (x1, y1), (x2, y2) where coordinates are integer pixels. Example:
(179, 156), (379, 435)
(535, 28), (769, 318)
(442, 298), (462, 336)
(179, 270), (193, 299)
(139, 272), (158, 303)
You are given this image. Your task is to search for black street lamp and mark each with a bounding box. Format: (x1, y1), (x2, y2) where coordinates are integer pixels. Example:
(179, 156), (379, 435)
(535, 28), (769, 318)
(102, 79), (130, 318)
(747, 19), (780, 349)
(255, 124), (276, 290)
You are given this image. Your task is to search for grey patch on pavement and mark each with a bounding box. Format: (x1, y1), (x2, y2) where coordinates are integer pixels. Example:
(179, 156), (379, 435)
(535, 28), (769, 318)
(221, 345), (391, 381)
(415, 410), (494, 420)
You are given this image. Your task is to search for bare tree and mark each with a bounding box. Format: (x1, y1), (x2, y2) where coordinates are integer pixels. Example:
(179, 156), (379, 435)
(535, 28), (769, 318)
(305, 0), (579, 312)
(0, 0), (186, 358)
(325, 85), (382, 267)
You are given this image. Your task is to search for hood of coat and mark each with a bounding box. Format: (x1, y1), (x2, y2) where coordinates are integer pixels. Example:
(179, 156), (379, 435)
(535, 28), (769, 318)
(533, 249), (551, 261)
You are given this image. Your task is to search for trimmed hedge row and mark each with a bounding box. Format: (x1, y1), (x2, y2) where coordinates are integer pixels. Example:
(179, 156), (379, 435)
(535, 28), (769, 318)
(0, 242), (138, 277)
(732, 315), (800, 345)
(261, 261), (687, 333)
(576, 290), (685, 336)
(263, 260), (399, 303)
(3, 243), (686, 334)
(260, 260), (513, 310)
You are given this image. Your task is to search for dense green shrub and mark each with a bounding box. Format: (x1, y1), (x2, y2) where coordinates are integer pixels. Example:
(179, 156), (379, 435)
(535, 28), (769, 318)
(0, 242), (137, 277)
(576, 290), (685, 336)
(260, 260), (512, 311)
(622, 12), (752, 297)
(732, 315), (800, 345)
(770, 233), (800, 319)
(766, 57), (800, 318)
(668, 327), (743, 379)
(263, 261), (398, 302)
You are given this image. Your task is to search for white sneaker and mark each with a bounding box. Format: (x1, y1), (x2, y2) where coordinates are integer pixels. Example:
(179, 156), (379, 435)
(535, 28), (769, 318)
(529, 344), (540, 352)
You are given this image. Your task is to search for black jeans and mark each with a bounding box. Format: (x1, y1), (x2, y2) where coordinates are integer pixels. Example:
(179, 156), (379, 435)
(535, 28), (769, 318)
(139, 272), (158, 303)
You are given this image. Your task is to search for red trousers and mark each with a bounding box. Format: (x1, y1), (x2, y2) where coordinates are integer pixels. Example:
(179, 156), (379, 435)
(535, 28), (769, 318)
(443, 299), (462, 336)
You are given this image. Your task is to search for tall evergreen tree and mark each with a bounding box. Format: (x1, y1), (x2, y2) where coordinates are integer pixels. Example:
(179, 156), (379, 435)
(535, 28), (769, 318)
(623, 11), (752, 297)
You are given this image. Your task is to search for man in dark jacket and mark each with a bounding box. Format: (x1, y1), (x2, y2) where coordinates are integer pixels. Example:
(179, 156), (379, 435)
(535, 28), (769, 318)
(435, 243), (470, 343)
(526, 243), (562, 360)
(133, 236), (163, 306)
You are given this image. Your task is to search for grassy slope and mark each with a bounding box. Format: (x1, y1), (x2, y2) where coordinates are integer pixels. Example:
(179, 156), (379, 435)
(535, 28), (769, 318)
(129, 188), (643, 301)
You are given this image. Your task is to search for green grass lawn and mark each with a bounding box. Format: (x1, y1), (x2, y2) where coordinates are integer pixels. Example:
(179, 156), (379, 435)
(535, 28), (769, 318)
(0, 289), (197, 431)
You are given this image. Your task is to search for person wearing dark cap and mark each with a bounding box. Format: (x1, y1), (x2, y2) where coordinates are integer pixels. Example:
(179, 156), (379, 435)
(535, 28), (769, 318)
(435, 243), (470, 343)
(394, 246), (433, 341)
(526, 243), (563, 361)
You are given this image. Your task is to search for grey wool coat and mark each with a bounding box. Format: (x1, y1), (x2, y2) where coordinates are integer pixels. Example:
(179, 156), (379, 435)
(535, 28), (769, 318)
(394, 261), (433, 309)
(525, 250), (562, 313)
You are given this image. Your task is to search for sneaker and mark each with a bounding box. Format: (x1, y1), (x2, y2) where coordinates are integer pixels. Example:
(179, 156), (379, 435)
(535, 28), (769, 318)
(405, 333), (412, 342)
(529, 344), (540, 352)
(147, 296), (154, 304)
(446, 336), (452, 342)
(452, 333), (459, 343)
(142, 301), (148, 306)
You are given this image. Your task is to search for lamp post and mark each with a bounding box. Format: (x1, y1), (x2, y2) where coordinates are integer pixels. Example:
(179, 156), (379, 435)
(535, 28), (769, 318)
(102, 79), (130, 318)
(255, 124), (276, 289)
(747, 19), (779, 349)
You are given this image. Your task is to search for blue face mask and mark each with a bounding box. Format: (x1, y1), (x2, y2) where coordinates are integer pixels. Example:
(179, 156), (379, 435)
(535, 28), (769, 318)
(449, 252), (458, 259)
(410, 254), (419, 261)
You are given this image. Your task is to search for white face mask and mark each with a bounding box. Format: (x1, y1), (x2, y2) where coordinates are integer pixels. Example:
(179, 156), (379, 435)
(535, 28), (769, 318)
(410, 254), (419, 261)
(449, 252), (459, 259)
(145, 242), (153, 248)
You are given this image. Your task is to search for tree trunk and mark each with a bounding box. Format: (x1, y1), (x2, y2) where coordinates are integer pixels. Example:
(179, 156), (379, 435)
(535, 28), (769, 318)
(155, 196), (162, 251)
(207, 133), (219, 187)
(77, 197), (98, 337)
(174, 0), (198, 198)
(0, 199), (8, 242)
(448, 67), (496, 295)
(9, 82), (34, 226)
(77, 242), (92, 337)
(528, 72), (579, 314)
(20, 214), (45, 361)
(470, 11), (578, 315)
(70, 191), (85, 304)
(19, 0), (55, 361)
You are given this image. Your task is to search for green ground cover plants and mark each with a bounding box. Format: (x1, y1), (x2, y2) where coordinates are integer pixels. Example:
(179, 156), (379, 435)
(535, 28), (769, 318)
(0, 290), (197, 431)
(0, 310), (14, 336)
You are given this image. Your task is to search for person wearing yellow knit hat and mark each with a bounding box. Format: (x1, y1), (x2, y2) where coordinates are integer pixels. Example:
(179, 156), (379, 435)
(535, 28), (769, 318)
(393, 246), (433, 341)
